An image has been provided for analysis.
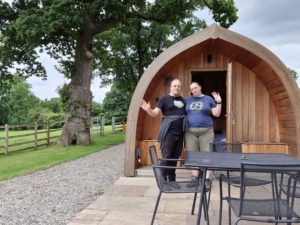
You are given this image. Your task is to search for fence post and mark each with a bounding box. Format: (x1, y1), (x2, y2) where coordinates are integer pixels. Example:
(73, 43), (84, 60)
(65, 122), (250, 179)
(47, 121), (50, 145)
(4, 124), (9, 155)
(34, 122), (38, 149)
(101, 116), (105, 135)
(112, 116), (115, 133)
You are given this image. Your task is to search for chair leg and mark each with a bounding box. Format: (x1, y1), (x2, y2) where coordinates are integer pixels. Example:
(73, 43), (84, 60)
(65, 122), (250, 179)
(234, 218), (242, 225)
(191, 192), (210, 222)
(191, 192), (197, 215)
(219, 177), (223, 225)
(196, 170), (210, 225)
(207, 177), (214, 210)
(202, 189), (209, 224)
(227, 172), (232, 225)
(151, 191), (162, 225)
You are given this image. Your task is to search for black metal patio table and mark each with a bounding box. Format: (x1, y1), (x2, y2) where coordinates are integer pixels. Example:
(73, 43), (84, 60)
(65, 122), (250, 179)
(184, 151), (300, 225)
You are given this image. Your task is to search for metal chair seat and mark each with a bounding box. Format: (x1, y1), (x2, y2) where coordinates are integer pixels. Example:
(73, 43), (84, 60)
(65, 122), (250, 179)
(220, 175), (271, 187)
(227, 198), (298, 218)
(224, 162), (300, 225)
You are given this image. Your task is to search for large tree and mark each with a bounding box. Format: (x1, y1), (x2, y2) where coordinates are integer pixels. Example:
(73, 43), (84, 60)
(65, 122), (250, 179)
(0, 0), (238, 145)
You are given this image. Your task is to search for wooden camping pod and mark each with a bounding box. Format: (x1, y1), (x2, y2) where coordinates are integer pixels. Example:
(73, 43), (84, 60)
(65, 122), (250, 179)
(124, 24), (300, 176)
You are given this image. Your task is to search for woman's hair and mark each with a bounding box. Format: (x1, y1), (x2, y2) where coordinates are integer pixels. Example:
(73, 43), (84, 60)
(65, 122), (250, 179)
(190, 81), (201, 88)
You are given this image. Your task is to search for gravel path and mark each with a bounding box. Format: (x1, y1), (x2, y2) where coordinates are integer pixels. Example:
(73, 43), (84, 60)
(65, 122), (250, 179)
(0, 143), (124, 225)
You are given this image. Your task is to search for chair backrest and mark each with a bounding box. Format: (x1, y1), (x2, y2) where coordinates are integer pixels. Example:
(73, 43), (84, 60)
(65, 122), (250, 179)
(210, 142), (242, 153)
(149, 145), (164, 189)
(238, 162), (300, 220)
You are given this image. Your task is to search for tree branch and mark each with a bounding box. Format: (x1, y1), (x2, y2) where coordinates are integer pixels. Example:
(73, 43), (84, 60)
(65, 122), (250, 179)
(90, 18), (123, 35)
(203, 0), (213, 10)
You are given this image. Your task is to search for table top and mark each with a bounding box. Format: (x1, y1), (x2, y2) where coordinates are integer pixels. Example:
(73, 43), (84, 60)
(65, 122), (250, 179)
(184, 151), (300, 171)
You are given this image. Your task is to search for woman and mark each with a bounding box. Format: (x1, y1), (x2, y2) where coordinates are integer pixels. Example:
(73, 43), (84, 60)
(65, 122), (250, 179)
(185, 82), (222, 188)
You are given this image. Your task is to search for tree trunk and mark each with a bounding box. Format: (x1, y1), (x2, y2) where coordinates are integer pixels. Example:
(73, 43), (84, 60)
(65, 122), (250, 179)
(59, 30), (93, 146)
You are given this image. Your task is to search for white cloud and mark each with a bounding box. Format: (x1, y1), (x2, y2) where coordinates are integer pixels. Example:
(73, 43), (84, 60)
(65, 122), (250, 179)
(201, 0), (300, 87)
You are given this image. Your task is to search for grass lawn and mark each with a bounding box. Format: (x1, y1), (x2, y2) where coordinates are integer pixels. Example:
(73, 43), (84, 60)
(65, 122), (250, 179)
(0, 130), (125, 181)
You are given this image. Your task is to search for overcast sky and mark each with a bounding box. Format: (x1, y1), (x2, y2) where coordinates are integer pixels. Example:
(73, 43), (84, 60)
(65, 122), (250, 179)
(27, 0), (300, 102)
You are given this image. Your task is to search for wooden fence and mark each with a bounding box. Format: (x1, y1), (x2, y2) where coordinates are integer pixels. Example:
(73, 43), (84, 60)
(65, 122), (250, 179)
(0, 122), (61, 155)
(0, 116), (127, 155)
(90, 116), (126, 135)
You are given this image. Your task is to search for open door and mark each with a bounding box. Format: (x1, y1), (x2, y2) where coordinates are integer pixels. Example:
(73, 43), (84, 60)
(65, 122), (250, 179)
(226, 62), (234, 143)
(191, 70), (227, 143)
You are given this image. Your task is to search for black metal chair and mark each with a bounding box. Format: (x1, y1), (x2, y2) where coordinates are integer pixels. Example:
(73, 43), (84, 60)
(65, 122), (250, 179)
(208, 142), (273, 225)
(149, 145), (207, 225)
(224, 162), (300, 225)
(280, 172), (300, 212)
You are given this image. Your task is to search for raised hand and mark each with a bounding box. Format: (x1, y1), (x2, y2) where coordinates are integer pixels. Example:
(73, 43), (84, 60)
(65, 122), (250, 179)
(211, 92), (222, 103)
(141, 99), (151, 112)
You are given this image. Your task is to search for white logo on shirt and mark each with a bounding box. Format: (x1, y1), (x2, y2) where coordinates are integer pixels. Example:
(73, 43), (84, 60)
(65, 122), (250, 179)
(174, 100), (184, 108)
(190, 101), (203, 111)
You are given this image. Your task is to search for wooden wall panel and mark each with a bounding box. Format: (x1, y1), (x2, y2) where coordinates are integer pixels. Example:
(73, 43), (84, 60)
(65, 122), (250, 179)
(248, 71), (256, 142)
(262, 86), (270, 141)
(242, 143), (288, 154)
(255, 76), (264, 141)
(269, 98), (278, 142)
(234, 63), (243, 142)
(242, 65), (250, 142)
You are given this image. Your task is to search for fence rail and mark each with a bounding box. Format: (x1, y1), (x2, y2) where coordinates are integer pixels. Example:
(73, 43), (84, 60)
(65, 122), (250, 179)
(0, 122), (62, 155)
(90, 116), (126, 135)
(0, 116), (127, 155)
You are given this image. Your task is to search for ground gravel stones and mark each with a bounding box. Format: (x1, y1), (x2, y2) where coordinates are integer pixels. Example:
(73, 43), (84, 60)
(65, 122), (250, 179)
(0, 144), (124, 225)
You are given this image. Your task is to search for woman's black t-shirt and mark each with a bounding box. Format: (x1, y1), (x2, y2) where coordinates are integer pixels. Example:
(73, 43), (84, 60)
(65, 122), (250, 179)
(156, 95), (186, 132)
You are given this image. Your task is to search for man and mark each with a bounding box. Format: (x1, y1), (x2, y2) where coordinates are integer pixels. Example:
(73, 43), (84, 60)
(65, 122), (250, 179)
(141, 78), (185, 183)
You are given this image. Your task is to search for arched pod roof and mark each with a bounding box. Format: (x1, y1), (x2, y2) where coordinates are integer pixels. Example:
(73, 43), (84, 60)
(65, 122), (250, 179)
(124, 24), (300, 176)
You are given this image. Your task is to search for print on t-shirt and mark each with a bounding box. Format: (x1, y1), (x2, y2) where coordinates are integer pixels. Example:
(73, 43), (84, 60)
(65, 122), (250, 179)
(190, 101), (203, 111)
(174, 100), (184, 108)
(185, 95), (216, 127)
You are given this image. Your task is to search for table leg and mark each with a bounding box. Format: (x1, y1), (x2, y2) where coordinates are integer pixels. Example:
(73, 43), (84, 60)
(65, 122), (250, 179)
(196, 168), (210, 225)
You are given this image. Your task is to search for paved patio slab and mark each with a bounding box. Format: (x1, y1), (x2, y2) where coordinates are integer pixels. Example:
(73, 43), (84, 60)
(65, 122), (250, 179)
(67, 176), (262, 225)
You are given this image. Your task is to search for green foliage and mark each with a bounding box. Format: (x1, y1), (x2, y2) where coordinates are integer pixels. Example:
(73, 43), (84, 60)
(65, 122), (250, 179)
(288, 68), (298, 80)
(0, 77), (65, 126)
(206, 0), (238, 28)
(41, 98), (63, 113)
(91, 101), (102, 117)
(3, 77), (40, 125)
(101, 85), (130, 118)
(56, 83), (70, 112)
(0, 102), (8, 124)
(28, 107), (64, 128)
